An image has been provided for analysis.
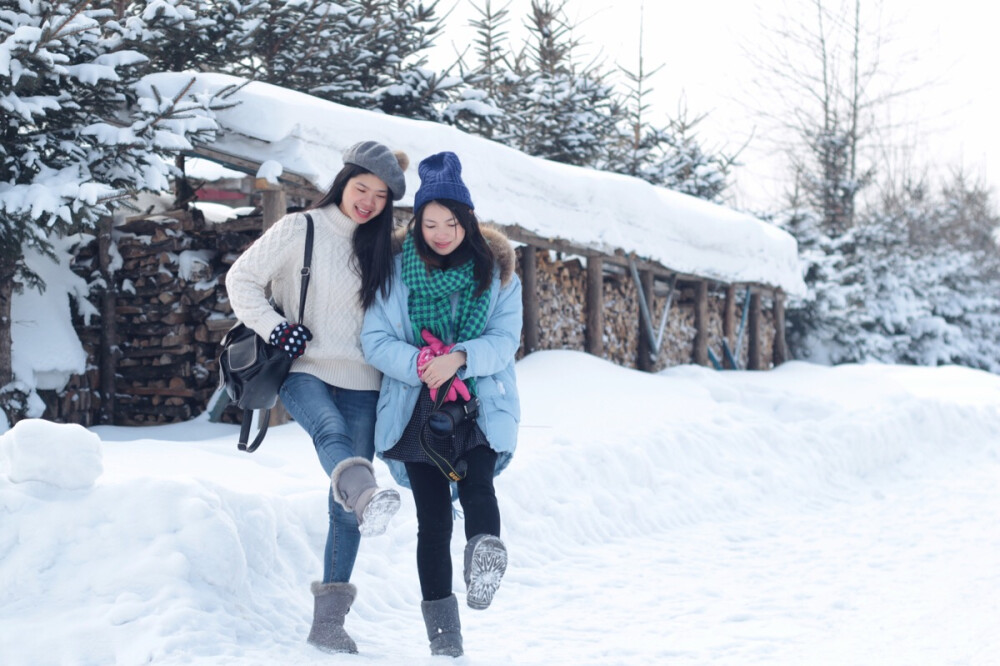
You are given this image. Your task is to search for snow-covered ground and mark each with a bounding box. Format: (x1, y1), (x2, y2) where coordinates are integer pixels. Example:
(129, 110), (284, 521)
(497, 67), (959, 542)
(2, 351), (999, 665)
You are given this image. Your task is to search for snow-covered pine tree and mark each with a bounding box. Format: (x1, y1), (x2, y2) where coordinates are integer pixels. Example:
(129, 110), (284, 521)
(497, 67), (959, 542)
(755, 1), (898, 359)
(782, 176), (865, 363)
(789, 169), (1000, 371)
(602, 27), (733, 202)
(852, 174), (1000, 370)
(225, 0), (356, 98)
(443, 0), (508, 138)
(0, 0), (222, 419)
(219, 0), (480, 122)
(110, 0), (253, 74)
(377, 64), (457, 122)
(654, 105), (735, 203)
(108, 0), (259, 206)
(601, 41), (665, 180)
(513, 0), (620, 167)
(369, 0), (448, 118)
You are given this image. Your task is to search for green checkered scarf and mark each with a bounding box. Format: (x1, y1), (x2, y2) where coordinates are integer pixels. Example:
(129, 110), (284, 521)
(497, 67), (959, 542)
(402, 233), (491, 348)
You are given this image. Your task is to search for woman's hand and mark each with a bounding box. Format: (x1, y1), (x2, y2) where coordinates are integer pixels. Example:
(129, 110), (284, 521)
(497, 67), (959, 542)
(418, 351), (467, 390)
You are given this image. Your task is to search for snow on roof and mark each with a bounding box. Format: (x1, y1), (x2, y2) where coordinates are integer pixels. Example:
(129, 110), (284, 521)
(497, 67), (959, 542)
(140, 72), (806, 296)
(185, 157), (246, 182)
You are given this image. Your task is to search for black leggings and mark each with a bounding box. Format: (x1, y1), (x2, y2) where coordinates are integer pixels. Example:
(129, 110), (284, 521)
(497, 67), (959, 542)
(405, 446), (501, 601)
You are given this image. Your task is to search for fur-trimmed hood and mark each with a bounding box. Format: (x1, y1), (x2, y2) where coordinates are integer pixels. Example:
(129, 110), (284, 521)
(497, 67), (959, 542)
(391, 223), (516, 286)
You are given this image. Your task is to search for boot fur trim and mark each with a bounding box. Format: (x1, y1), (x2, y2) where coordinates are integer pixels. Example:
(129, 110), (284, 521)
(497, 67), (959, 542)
(311, 581), (357, 599)
(330, 456), (375, 511)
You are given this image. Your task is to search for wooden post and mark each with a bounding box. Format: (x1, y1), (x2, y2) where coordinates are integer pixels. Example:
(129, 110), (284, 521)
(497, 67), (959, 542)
(258, 181), (290, 426)
(693, 281), (708, 366)
(722, 285), (737, 369)
(98, 214), (121, 424)
(748, 292), (762, 370)
(772, 291), (788, 366)
(260, 181), (287, 232)
(637, 268), (655, 371)
(586, 256), (604, 357)
(520, 246), (539, 355)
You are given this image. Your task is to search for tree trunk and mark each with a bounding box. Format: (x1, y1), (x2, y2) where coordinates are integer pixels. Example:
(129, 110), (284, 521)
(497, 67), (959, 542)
(98, 215), (119, 424)
(0, 259), (13, 387)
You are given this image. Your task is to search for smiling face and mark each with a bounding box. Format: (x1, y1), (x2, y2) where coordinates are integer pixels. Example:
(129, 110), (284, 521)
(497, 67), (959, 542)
(420, 201), (466, 256)
(338, 173), (389, 224)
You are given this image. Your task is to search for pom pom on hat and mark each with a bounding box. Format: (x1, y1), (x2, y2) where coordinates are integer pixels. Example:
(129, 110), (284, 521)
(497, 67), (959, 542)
(342, 141), (408, 200)
(413, 151), (474, 212)
(394, 150), (409, 173)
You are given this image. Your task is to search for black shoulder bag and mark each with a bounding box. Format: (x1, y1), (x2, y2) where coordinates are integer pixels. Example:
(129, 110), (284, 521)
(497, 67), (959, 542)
(419, 375), (481, 481)
(218, 213), (314, 453)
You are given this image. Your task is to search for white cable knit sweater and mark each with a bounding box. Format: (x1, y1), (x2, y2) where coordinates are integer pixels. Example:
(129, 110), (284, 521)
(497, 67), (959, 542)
(225, 204), (382, 391)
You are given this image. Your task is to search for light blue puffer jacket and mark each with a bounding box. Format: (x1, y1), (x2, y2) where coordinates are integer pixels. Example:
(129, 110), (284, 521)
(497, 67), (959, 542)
(360, 227), (523, 488)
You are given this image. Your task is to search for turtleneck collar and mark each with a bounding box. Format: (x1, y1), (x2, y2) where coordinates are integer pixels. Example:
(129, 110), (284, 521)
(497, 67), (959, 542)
(316, 203), (359, 238)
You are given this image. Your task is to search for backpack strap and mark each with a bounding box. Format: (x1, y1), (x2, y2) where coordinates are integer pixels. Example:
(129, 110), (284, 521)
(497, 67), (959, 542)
(238, 408), (270, 452)
(295, 213), (314, 325)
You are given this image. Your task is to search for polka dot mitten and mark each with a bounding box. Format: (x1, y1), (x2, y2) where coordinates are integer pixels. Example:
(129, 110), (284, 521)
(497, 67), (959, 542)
(269, 321), (313, 359)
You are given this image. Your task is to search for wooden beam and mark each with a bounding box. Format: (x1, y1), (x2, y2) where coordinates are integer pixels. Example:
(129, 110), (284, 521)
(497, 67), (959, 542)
(501, 224), (703, 282)
(637, 268), (655, 372)
(722, 285), (737, 369)
(520, 246), (539, 354)
(748, 292), (762, 370)
(772, 292), (788, 366)
(586, 256), (604, 357)
(693, 280), (708, 366)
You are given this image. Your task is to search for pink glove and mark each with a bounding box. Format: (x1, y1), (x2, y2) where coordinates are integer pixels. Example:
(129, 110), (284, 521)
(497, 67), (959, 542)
(429, 374), (470, 403)
(416, 345), (436, 376)
(418, 329), (470, 403)
(421, 329), (449, 355)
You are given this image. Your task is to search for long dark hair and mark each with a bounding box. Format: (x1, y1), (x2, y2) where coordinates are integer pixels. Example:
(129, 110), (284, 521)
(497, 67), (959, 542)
(411, 199), (495, 297)
(310, 164), (396, 309)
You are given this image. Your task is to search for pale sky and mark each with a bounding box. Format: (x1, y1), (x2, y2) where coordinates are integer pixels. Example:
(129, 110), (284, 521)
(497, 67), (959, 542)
(432, 0), (1000, 212)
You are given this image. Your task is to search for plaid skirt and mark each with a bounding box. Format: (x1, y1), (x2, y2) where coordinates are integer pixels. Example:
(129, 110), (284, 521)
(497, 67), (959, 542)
(383, 384), (490, 466)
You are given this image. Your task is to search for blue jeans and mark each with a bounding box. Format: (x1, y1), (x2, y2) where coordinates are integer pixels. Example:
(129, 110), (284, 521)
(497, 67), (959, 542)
(280, 372), (378, 583)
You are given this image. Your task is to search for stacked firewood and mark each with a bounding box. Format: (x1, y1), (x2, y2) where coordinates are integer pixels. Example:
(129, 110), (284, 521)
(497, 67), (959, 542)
(602, 270), (640, 368)
(533, 251), (587, 351)
(69, 210), (261, 425)
(521, 251), (700, 371)
(658, 292), (698, 370)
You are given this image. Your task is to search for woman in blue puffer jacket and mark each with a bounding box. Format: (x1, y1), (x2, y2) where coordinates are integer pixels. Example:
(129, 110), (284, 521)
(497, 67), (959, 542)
(361, 151), (522, 658)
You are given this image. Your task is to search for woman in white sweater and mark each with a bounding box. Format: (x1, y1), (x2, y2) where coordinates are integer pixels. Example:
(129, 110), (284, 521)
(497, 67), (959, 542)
(225, 141), (407, 655)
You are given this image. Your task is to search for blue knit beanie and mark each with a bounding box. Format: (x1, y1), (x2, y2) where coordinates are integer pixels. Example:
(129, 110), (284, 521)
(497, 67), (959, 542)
(413, 151), (474, 212)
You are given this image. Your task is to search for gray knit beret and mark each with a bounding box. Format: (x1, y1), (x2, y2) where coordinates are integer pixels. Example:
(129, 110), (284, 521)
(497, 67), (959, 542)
(342, 141), (407, 200)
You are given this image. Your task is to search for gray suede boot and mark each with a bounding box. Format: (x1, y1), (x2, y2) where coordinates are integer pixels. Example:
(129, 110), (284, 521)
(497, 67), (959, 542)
(421, 594), (463, 657)
(464, 534), (507, 610)
(307, 581), (358, 654)
(330, 457), (400, 536)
